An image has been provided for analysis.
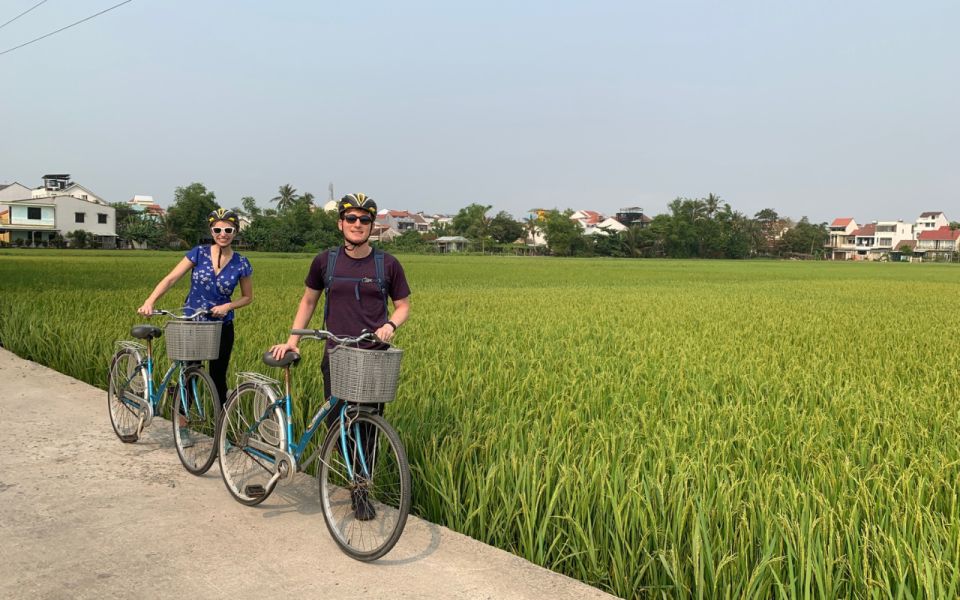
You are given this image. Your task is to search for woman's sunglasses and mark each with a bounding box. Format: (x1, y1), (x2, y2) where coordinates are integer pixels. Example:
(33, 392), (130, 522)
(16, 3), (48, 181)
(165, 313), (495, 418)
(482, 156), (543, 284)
(212, 227), (235, 234)
(344, 214), (373, 224)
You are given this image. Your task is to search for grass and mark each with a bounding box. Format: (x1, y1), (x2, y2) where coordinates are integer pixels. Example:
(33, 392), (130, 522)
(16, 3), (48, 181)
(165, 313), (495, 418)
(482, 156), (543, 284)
(2, 248), (960, 598)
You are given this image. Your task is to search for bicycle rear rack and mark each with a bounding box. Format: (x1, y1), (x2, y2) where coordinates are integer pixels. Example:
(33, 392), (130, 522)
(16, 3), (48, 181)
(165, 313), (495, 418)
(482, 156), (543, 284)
(235, 371), (280, 388)
(116, 340), (147, 353)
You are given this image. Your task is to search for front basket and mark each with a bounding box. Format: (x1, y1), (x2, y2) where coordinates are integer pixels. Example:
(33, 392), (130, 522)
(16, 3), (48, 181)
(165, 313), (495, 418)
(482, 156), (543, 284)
(329, 345), (403, 404)
(165, 320), (222, 361)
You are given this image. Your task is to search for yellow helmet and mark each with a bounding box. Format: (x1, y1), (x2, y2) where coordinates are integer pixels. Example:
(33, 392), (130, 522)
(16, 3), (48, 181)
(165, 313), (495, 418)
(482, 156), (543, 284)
(337, 193), (377, 218)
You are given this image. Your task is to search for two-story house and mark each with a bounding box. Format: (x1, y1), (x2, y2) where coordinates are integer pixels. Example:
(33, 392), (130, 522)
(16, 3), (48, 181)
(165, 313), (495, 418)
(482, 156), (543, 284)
(914, 211), (948, 236)
(853, 223), (877, 259)
(826, 217), (858, 260)
(871, 221), (914, 259)
(915, 226), (960, 261)
(0, 174), (117, 247)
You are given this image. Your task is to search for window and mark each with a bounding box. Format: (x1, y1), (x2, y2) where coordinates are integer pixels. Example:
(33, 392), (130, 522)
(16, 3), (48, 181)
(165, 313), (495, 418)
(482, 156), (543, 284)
(82, 195), (88, 200)
(75, 212), (85, 223)
(98, 213), (107, 224)
(27, 207), (41, 220)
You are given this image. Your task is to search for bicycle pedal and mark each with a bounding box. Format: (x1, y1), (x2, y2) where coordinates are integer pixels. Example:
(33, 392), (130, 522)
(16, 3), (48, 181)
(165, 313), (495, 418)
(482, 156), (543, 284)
(245, 484), (266, 498)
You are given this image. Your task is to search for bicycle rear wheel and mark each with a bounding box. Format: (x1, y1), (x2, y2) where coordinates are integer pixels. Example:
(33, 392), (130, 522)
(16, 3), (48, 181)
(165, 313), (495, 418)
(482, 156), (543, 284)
(172, 366), (220, 475)
(107, 348), (147, 443)
(318, 409), (411, 561)
(218, 382), (286, 505)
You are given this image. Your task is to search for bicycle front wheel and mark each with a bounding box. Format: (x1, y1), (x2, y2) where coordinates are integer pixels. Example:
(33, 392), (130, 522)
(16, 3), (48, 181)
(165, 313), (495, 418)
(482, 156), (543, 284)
(107, 348), (147, 443)
(172, 366), (220, 475)
(318, 409), (411, 561)
(218, 382), (286, 506)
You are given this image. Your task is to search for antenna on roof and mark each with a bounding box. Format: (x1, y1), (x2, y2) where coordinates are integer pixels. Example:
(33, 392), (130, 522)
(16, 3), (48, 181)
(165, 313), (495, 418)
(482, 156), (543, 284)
(328, 182), (334, 202)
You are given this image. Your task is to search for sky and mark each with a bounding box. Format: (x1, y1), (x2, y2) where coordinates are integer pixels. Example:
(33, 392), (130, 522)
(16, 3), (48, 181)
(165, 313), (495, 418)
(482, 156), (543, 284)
(1, 0), (957, 223)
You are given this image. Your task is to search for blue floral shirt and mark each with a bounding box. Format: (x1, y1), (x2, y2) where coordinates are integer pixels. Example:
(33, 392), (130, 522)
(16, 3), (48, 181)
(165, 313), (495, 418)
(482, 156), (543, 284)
(183, 245), (253, 322)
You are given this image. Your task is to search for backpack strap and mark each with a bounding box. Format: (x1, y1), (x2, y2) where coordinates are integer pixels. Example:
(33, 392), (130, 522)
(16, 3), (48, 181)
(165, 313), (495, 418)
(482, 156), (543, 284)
(373, 248), (388, 316)
(322, 246), (340, 326)
(322, 246), (390, 326)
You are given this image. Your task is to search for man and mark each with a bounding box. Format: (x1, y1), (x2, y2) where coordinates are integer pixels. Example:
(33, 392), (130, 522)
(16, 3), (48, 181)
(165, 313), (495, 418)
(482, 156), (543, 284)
(270, 193), (410, 424)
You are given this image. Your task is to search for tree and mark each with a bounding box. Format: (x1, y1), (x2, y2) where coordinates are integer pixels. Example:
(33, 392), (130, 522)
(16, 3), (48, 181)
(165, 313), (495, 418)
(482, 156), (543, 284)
(166, 183), (218, 247)
(488, 211), (524, 244)
(542, 209), (586, 256)
(779, 217), (828, 256)
(110, 201), (138, 225)
(271, 184), (298, 213)
(299, 192), (316, 211)
(241, 196), (261, 218)
(66, 230), (90, 249)
(452, 203), (492, 251)
(120, 216), (165, 248)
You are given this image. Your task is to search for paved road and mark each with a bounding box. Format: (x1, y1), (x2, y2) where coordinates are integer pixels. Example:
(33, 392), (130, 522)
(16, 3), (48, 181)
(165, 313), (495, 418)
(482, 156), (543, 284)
(0, 347), (617, 600)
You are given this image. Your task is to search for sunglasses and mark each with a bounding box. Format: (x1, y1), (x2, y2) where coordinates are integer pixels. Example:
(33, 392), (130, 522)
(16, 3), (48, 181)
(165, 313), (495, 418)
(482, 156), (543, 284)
(343, 214), (373, 224)
(211, 227), (235, 234)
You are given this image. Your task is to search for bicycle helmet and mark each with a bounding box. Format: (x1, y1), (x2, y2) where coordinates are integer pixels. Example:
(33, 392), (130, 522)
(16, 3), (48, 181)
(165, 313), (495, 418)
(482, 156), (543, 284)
(207, 208), (239, 226)
(337, 194), (377, 218)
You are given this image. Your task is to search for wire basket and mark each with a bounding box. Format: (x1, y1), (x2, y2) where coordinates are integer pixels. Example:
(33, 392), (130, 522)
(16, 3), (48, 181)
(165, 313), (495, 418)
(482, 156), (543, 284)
(164, 320), (222, 361)
(330, 345), (403, 404)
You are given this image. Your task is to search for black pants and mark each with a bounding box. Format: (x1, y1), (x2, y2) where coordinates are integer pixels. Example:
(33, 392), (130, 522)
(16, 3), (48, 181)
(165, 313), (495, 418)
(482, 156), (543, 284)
(207, 321), (234, 407)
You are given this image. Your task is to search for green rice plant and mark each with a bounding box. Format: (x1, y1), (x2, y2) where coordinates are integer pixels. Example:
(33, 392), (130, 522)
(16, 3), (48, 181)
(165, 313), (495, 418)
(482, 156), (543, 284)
(3, 249), (960, 598)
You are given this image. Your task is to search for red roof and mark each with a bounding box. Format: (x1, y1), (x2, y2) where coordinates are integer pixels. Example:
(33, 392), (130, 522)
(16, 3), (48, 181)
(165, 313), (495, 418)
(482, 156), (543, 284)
(830, 217), (853, 227)
(852, 223), (876, 237)
(918, 226), (960, 241)
(388, 210), (411, 218)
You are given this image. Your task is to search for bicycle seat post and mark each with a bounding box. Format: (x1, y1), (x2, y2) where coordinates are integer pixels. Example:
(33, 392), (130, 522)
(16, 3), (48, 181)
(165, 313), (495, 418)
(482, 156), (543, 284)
(283, 364), (292, 400)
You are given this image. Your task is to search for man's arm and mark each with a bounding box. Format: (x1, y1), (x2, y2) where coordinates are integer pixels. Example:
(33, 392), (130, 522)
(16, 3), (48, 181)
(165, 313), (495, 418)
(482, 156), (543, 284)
(270, 286), (322, 359)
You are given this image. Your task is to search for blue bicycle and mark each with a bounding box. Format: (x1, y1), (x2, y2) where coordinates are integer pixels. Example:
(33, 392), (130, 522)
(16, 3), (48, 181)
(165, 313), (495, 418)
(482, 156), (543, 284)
(217, 329), (411, 561)
(107, 309), (221, 475)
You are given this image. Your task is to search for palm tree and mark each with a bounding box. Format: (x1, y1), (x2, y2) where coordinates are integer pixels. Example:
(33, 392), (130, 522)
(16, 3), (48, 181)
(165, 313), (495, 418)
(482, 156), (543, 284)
(271, 184), (298, 212)
(299, 192), (315, 211)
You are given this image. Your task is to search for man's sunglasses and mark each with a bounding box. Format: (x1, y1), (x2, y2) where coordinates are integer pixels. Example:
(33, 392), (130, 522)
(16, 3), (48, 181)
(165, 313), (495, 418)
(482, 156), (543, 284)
(212, 227), (235, 234)
(343, 214), (373, 224)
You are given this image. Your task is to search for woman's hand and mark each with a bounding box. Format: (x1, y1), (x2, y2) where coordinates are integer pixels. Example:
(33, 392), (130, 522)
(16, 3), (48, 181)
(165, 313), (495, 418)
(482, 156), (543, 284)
(137, 302), (154, 316)
(270, 342), (299, 361)
(211, 303), (232, 318)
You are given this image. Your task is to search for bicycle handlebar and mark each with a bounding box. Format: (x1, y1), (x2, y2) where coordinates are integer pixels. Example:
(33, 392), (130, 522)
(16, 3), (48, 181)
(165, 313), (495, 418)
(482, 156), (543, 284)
(150, 308), (213, 320)
(290, 329), (382, 346)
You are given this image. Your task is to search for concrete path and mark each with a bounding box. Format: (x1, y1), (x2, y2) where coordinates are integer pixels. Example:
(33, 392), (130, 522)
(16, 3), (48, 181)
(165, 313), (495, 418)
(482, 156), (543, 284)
(0, 348), (617, 600)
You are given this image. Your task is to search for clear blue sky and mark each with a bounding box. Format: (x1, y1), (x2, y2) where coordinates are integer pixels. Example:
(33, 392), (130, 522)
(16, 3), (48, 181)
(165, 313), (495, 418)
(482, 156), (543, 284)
(2, 0), (957, 223)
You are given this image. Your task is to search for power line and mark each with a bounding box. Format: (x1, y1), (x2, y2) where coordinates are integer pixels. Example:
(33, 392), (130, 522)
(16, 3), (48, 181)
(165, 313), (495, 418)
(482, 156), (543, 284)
(0, 0), (134, 57)
(0, 0), (49, 31)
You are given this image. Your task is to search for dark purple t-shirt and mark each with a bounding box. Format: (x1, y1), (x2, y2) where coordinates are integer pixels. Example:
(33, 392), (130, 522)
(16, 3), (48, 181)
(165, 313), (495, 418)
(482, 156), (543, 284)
(305, 247), (410, 341)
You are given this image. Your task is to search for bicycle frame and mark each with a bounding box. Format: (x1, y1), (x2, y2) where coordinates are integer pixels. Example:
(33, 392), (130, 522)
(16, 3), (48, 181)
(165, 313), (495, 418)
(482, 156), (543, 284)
(116, 339), (208, 424)
(242, 379), (371, 482)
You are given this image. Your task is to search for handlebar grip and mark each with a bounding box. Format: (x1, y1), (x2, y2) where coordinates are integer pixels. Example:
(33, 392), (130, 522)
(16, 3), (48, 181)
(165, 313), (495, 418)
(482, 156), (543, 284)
(291, 329), (318, 336)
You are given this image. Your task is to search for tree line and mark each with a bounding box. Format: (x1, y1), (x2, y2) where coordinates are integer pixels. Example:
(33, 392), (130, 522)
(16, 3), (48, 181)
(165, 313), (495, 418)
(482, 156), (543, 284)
(110, 183), (828, 259)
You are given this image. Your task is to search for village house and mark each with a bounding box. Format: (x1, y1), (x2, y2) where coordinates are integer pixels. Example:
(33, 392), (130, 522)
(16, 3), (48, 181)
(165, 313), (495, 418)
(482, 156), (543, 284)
(915, 226), (960, 261)
(0, 174), (117, 247)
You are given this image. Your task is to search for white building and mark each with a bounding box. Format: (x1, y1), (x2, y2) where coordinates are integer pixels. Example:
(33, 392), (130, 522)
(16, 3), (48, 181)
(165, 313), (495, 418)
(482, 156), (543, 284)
(0, 174), (116, 247)
(872, 221), (914, 256)
(914, 211), (948, 236)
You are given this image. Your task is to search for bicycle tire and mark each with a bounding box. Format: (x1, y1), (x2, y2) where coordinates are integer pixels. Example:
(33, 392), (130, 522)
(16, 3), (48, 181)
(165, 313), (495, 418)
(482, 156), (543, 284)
(318, 409), (411, 561)
(172, 366), (220, 475)
(218, 381), (286, 506)
(107, 348), (147, 443)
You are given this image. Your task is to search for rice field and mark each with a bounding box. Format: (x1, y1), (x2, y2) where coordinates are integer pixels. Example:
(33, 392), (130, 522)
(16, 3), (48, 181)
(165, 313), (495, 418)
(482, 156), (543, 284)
(2, 249), (960, 599)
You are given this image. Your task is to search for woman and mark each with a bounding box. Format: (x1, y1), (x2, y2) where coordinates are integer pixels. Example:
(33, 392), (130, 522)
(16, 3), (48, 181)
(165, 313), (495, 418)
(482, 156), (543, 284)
(137, 208), (253, 406)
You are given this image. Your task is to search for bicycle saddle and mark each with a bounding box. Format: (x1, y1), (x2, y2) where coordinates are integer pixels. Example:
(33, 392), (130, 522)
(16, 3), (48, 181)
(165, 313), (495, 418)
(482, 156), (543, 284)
(131, 325), (163, 340)
(262, 351), (300, 368)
